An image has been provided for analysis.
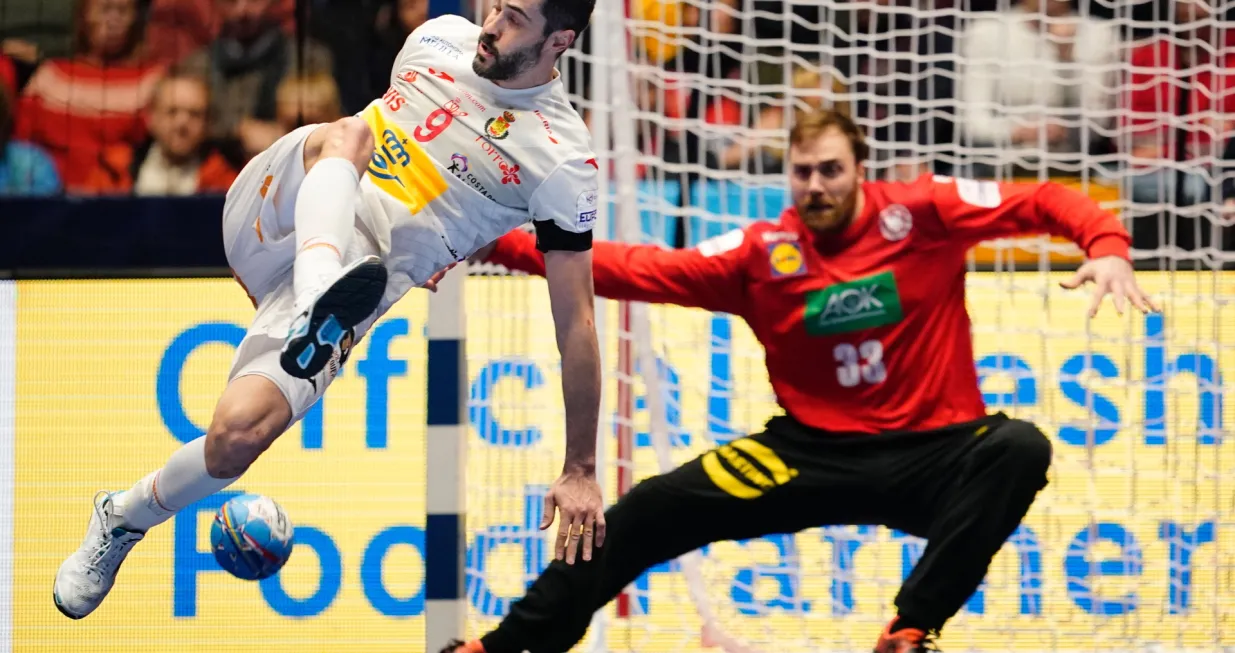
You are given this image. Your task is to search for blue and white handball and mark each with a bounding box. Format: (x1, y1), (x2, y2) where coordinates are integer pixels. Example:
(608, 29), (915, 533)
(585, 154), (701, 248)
(210, 494), (295, 581)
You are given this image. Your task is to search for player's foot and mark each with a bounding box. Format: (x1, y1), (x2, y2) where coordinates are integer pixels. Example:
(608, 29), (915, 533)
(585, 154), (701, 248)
(873, 617), (941, 653)
(280, 255), (387, 379)
(438, 639), (484, 653)
(53, 491), (145, 619)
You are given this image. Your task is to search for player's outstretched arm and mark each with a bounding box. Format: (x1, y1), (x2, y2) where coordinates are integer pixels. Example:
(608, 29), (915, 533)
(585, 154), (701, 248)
(483, 228), (751, 316)
(930, 177), (1160, 317)
(542, 247), (606, 565)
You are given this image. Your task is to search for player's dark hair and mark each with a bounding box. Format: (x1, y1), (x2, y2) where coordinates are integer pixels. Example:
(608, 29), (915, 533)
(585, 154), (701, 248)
(790, 109), (869, 164)
(541, 0), (595, 45)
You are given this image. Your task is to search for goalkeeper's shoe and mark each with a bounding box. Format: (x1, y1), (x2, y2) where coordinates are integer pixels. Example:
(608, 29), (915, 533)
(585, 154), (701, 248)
(53, 491), (144, 619)
(873, 618), (941, 653)
(438, 640), (484, 653)
(280, 255), (386, 379)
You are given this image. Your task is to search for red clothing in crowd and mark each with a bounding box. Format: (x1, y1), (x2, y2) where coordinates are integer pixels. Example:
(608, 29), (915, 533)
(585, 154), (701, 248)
(0, 54), (15, 97)
(1124, 30), (1235, 162)
(489, 174), (1131, 434)
(15, 59), (164, 192)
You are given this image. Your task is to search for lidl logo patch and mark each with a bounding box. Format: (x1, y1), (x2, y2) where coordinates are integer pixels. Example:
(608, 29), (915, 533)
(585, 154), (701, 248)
(804, 270), (903, 336)
(767, 242), (806, 278)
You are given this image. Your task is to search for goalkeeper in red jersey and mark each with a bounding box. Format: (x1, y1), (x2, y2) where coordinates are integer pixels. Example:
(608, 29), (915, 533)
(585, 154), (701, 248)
(442, 109), (1160, 653)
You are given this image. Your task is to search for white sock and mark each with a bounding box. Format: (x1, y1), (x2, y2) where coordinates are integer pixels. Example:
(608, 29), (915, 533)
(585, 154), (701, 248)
(292, 156), (361, 303)
(115, 437), (239, 532)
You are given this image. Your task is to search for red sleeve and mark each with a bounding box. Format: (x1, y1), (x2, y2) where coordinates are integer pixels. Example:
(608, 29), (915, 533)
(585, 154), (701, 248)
(931, 177), (1131, 261)
(487, 228), (752, 315)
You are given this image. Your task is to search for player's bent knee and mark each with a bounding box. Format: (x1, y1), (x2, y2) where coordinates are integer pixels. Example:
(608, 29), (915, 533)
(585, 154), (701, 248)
(204, 384), (291, 478)
(988, 419), (1053, 475)
(320, 117), (374, 174)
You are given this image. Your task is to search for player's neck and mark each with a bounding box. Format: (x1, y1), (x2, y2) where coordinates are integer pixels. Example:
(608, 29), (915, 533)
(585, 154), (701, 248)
(492, 65), (560, 91)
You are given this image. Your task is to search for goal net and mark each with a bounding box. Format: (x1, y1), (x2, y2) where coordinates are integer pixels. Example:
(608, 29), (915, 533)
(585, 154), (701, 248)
(462, 0), (1234, 652)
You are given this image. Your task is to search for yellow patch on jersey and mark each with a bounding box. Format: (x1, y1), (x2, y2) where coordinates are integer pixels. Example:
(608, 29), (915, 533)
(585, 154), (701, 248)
(767, 241), (806, 278)
(360, 104), (448, 214)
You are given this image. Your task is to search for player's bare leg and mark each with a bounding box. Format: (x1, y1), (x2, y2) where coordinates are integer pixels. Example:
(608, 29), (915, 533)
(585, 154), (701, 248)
(53, 376), (291, 619)
(280, 117), (387, 379)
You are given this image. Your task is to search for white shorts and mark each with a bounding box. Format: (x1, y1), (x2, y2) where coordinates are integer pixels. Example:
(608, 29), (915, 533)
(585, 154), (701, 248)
(221, 124), (380, 425)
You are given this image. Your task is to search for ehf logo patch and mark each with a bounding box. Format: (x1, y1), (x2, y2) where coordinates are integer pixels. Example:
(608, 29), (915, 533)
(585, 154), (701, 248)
(767, 242), (806, 278)
(878, 204), (913, 242)
(577, 188), (598, 224)
(485, 111), (517, 140)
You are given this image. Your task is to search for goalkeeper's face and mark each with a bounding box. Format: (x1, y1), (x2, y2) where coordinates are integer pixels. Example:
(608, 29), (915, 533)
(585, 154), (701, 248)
(788, 127), (863, 233)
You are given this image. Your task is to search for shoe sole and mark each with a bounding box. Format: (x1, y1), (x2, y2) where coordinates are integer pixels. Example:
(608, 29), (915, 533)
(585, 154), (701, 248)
(279, 258), (387, 379)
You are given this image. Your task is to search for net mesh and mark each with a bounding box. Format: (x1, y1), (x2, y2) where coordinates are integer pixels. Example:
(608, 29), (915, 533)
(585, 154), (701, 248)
(464, 0), (1235, 651)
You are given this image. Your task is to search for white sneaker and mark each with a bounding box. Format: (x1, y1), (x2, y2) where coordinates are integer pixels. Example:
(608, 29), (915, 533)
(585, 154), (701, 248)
(53, 491), (144, 619)
(280, 255), (387, 379)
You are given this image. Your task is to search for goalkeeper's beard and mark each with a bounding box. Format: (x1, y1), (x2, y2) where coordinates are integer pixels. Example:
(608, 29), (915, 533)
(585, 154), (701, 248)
(798, 190), (857, 233)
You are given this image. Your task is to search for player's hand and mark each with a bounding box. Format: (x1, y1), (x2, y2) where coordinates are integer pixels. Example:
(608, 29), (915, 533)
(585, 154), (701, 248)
(421, 262), (456, 292)
(1060, 255), (1162, 318)
(539, 469), (605, 564)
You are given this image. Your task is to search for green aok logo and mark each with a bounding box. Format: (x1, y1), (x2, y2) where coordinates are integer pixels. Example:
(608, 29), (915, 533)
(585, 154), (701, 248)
(804, 271), (903, 336)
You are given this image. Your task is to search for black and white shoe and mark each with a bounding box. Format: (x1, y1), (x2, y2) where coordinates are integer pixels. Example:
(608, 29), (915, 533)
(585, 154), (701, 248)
(280, 255), (387, 379)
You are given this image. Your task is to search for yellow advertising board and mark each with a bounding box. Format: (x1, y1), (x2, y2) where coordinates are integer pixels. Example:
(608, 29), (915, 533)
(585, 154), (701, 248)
(10, 272), (1235, 652)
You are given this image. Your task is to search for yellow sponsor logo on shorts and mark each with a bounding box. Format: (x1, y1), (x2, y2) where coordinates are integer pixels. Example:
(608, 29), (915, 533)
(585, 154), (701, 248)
(360, 104), (448, 214)
(701, 437), (798, 499)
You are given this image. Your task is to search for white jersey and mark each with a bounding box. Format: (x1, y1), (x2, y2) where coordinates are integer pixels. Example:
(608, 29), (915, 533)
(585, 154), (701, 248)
(354, 15), (599, 306)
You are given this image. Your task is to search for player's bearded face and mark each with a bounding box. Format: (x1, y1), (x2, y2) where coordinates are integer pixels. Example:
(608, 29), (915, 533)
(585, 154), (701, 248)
(788, 131), (862, 233)
(473, 30), (546, 81)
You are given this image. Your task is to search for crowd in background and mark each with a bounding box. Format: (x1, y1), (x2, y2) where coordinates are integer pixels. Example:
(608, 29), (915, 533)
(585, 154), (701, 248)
(0, 0), (424, 197)
(0, 0), (1231, 252)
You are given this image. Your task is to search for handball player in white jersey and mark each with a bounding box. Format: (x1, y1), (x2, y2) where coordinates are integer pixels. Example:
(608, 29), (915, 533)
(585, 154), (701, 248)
(54, 0), (606, 619)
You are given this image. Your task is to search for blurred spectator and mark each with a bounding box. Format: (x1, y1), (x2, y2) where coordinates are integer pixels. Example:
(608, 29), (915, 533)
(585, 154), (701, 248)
(144, 0), (217, 65)
(179, 0), (331, 149)
(81, 73), (240, 195)
(833, 0), (957, 176)
(959, 0), (1118, 172)
(0, 0), (76, 59)
(2, 38), (43, 91)
(647, 0), (742, 80)
(713, 64), (848, 173)
(275, 73), (343, 134)
(307, 0), (427, 115)
(0, 85), (62, 196)
(15, 0), (163, 193)
(0, 55), (16, 98)
(1123, 0), (1235, 207)
(145, 0), (297, 66)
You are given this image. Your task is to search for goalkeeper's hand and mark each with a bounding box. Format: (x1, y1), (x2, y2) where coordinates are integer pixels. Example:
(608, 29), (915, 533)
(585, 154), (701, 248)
(541, 469), (606, 564)
(1060, 255), (1162, 318)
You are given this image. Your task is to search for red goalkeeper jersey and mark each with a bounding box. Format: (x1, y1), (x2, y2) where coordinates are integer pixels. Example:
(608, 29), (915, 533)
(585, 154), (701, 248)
(489, 174), (1132, 434)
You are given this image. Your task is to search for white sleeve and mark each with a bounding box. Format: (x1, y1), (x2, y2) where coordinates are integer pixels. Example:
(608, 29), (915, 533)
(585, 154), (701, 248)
(528, 158), (600, 234)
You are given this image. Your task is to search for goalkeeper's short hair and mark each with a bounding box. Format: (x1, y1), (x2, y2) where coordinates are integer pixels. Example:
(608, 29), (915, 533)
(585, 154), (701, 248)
(790, 109), (869, 165)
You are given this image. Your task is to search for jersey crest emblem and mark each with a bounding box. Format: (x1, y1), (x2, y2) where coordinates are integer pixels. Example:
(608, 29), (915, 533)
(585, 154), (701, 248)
(878, 204), (913, 242)
(485, 111), (517, 140)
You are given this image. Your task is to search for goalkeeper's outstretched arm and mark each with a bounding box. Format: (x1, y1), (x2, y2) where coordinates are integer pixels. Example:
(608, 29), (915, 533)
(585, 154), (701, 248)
(485, 227), (751, 316)
(928, 176), (1131, 260)
(928, 177), (1158, 316)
